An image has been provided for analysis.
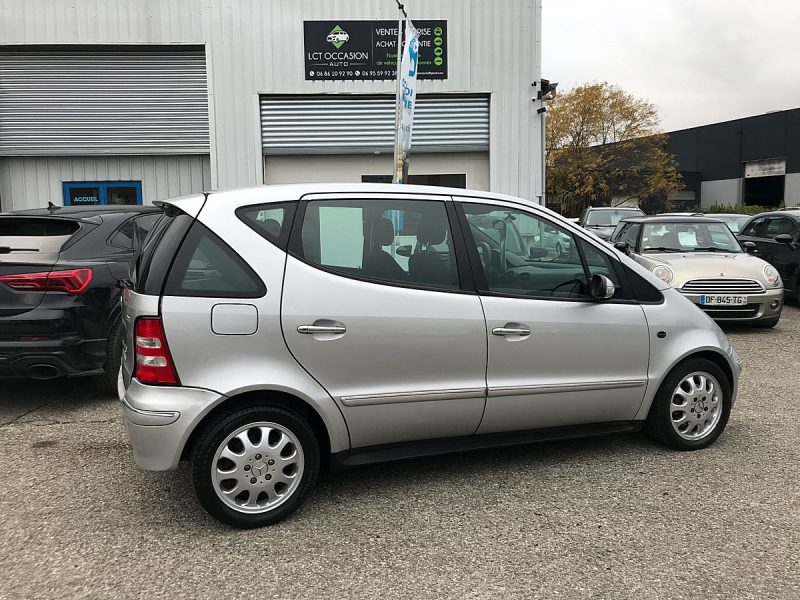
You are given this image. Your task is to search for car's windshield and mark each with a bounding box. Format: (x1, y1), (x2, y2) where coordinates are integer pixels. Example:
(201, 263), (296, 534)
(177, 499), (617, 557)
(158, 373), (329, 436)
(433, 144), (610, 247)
(641, 222), (742, 253)
(713, 215), (750, 233)
(585, 209), (643, 227)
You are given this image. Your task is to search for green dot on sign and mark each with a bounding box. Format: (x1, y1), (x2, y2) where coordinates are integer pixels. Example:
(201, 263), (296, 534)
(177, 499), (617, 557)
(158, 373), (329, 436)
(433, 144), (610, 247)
(434, 47), (443, 57)
(434, 37), (443, 46)
(434, 26), (443, 36)
(434, 56), (443, 66)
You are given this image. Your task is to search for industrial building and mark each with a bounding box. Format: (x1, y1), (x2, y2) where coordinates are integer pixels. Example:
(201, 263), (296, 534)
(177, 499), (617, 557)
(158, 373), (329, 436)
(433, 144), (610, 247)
(0, 0), (545, 212)
(666, 107), (800, 209)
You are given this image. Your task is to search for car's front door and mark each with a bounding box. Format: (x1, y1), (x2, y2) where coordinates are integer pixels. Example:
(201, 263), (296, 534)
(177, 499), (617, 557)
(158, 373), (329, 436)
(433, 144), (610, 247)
(281, 194), (487, 449)
(456, 198), (650, 434)
(740, 216), (800, 290)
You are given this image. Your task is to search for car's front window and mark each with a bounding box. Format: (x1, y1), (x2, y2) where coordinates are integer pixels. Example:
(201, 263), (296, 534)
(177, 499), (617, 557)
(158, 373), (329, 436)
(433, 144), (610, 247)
(585, 209), (643, 227)
(641, 222), (742, 253)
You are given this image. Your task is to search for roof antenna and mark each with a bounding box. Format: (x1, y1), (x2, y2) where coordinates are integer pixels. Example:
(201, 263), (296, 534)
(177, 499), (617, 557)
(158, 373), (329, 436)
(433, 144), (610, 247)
(47, 201), (59, 211)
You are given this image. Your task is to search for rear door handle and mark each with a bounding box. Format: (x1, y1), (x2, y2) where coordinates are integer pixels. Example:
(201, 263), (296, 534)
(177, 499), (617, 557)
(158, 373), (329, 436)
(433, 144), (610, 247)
(297, 325), (347, 334)
(492, 326), (531, 336)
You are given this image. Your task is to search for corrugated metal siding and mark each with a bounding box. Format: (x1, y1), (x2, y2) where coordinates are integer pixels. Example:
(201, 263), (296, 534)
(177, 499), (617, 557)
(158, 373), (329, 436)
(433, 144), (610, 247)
(261, 95), (489, 155)
(0, 155), (211, 211)
(0, 49), (209, 156)
(0, 0), (542, 200)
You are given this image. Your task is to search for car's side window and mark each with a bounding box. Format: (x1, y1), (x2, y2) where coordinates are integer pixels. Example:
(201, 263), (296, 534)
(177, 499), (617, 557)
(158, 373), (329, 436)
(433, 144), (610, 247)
(133, 214), (160, 249)
(461, 203), (590, 299)
(237, 202), (296, 249)
(578, 238), (622, 296)
(297, 199), (459, 290)
(765, 217), (799, 239)
(740, 217), (767, 238)
(164, 221), (265, 298)
(109, 218), (136, 249)
(616, 223), (641, 249)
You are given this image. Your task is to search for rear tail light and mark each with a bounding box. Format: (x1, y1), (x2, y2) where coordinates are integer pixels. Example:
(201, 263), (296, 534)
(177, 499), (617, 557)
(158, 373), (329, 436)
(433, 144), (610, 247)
(133, 317), (179, 385)
(0, 268), (92, 294)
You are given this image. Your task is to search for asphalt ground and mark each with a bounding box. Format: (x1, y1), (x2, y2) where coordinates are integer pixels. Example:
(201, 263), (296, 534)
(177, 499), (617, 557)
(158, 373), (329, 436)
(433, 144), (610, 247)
(1, 306), (799, 599)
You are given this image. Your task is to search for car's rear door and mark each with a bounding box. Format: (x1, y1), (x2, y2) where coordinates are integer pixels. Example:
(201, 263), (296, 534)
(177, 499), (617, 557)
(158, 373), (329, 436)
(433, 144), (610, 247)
(280, 193), (487, 449)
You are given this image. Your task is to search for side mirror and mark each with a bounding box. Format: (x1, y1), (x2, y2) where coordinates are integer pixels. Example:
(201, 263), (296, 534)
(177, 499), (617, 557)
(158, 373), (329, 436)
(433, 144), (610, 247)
(613, 241), (631, 255)
(528, 247), (547, 259)
(742, 241), (758, 254)
(590, 274), (616, 301)
(774, 233), (794, 246)
(396, 244), (412, 258)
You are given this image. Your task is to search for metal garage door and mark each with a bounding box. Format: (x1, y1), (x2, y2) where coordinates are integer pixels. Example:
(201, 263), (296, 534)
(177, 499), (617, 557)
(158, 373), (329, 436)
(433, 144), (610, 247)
(261, 95), (489, 155)
(0, 47), (209, 155)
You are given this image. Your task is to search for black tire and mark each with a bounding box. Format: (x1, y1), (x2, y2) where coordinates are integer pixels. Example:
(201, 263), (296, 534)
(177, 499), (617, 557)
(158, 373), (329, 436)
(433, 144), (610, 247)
(645, 358), (732, 451)
(191, 404), (320, 528)
(752, 315), (780, 328)
(92, 319), (123, 395)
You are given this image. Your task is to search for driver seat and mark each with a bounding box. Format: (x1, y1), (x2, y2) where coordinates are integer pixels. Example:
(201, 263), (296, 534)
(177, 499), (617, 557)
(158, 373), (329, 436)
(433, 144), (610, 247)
(363, 218), (406, 281)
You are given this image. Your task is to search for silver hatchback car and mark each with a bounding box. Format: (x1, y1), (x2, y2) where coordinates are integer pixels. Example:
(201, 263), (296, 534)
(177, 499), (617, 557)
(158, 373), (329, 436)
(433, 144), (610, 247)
(120, 184), (741, 528)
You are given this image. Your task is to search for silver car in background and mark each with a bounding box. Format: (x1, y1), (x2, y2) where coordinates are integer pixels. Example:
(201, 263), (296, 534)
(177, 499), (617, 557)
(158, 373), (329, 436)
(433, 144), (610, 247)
(611, 215), (783, 327)
(120, 184), (741, 528)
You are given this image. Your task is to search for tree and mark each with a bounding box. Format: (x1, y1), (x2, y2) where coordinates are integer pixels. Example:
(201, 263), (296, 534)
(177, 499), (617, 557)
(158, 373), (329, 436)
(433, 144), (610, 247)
(545, 82), (683, 217)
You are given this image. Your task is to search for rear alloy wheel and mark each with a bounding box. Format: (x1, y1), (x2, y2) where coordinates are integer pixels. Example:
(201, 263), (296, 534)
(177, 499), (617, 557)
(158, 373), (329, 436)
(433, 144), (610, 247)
(191, 405), (319, 528)
(645, 358), (732, 450)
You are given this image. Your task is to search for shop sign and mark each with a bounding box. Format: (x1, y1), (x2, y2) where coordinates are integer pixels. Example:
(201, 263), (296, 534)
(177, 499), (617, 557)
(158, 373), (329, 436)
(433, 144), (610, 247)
(303, 20), (447, 81)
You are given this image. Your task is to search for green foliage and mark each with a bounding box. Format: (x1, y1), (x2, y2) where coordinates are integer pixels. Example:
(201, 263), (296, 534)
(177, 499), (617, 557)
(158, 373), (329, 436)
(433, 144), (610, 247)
(546, 82), (683, 218)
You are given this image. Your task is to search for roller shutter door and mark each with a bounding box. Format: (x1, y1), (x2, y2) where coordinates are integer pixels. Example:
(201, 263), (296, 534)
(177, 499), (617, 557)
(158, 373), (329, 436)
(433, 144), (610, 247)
(261, 95), (489, 155)
(0, 48), (209, 155)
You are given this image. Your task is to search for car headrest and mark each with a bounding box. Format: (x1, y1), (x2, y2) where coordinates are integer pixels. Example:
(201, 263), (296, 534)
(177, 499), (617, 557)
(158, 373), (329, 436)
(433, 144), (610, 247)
(373, 218), (395, 246)
(417, 216), (447, 246)
(262, 219), (281, 238)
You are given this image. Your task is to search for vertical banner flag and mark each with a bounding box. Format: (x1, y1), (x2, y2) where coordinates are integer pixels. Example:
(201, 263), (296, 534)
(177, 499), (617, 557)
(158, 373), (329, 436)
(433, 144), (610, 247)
(393, 19), (419, 183)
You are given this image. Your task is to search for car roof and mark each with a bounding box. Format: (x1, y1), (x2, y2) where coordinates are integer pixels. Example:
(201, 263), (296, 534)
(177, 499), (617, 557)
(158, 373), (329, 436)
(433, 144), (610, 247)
(620, 215), (725, 224)
(585, 206), (643, 211)
(7, 205), (161, 219)
(747, 210), (800, 219)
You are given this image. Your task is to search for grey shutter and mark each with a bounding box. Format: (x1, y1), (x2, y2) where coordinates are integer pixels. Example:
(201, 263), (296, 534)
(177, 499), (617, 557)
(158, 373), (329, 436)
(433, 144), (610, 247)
(261, 95), (489, 155)
(0, 48), (209, 156)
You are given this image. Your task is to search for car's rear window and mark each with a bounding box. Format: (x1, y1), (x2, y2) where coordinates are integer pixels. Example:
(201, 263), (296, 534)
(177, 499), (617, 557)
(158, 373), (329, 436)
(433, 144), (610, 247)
(164, 220), (265, 298)
(0, 217), (81, 254)
(132, 209), (193, 295)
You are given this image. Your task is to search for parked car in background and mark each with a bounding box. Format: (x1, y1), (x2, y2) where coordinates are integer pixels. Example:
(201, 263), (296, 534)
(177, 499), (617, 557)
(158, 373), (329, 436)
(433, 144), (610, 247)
(737, 210), (800, 302)
(579, 206), (644, 240)
(0, 204), (161, 391)
(611, 215), (783, 327)
(120, 184), (740, 528)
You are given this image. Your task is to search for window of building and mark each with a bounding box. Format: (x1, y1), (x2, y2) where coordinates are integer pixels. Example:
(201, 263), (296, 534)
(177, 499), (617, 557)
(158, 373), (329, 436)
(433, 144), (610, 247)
(62, 181), (143, 206)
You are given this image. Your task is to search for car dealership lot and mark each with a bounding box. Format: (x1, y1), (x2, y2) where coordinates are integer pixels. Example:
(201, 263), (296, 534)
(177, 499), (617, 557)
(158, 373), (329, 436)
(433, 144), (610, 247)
(1, 308), (799, 599)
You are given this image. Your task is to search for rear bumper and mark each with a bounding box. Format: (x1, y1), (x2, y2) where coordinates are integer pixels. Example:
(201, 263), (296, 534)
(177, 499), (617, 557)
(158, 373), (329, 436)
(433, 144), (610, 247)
(0, 337), (106, 378)
(680, 288), (783, 322)
(120, 375), (224, 471)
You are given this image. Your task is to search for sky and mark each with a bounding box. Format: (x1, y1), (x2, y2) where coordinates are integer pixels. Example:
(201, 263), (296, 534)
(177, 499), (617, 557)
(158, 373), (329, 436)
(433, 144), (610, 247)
(542, 0), (800, 132)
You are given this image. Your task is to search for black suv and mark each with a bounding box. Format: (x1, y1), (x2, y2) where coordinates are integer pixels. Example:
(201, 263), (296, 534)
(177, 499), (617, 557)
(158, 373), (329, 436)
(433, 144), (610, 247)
(737, 209), (800, 301)
(0, 205), (161, 391)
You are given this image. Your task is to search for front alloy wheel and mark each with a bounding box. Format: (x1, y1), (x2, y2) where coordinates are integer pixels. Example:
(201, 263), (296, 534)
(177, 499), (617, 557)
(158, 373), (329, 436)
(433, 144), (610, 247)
(191, 405), (319, 528)
(646, 358), (732, 450)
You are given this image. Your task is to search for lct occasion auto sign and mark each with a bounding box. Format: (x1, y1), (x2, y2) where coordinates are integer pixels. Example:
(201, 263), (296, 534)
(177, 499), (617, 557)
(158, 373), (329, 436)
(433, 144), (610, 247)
(303, 20), (447, 81)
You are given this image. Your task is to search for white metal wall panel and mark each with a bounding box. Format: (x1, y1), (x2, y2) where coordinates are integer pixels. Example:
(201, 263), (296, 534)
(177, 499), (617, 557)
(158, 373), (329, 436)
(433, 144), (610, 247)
(0, 0), (542, 201)
(261, 95), (489, 155)
(0, 49), (209, 156)
(0, 155), (211, 211)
